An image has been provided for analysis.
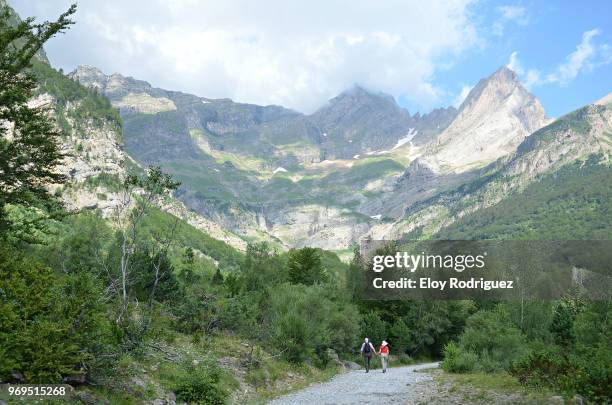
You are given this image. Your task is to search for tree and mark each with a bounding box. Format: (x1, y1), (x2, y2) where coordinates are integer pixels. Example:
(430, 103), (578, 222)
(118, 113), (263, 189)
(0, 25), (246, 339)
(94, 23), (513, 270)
(360, 311), (388, 348)
(106, 167), (180, 335)
(287, 247), (325, 285)
(550, 297), (583, 348)
(0, 244), (113, 383)
(389, 319), (411, 355)
(211, 267), (224, 285)
(0, 4), (76, 235)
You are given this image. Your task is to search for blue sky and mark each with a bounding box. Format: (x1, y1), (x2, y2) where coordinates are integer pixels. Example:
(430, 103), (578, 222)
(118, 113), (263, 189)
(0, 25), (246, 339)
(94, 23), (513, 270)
(427, 0), (612, 118)
(9, 0), (612, 116)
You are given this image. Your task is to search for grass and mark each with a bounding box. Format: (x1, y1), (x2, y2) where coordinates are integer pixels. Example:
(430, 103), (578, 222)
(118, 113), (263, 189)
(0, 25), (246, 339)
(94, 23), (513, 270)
(429, 370), (558, 404)
(251, 364), (340, 404)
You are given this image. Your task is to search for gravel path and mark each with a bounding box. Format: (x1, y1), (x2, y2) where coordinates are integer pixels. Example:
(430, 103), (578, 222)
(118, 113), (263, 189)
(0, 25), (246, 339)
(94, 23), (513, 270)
(268, 362), (439, 405)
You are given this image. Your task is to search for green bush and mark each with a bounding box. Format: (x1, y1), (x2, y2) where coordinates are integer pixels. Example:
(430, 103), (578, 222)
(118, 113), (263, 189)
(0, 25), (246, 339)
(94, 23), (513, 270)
(269, 284), (329, 363)
(442, 307), (527, 374)
(441, 342), (477, 373)
(174, 363), (227, 405)
(459, 308), (527, 371)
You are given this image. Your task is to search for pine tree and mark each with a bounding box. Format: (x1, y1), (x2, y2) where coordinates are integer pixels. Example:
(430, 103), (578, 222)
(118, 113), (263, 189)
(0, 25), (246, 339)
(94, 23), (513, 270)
(0, 4), (76, 234)
(287, 247), (325, 285)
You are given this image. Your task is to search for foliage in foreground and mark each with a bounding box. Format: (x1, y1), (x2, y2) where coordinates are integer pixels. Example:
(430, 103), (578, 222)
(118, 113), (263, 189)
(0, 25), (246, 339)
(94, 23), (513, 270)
(442, 299), (612, 402)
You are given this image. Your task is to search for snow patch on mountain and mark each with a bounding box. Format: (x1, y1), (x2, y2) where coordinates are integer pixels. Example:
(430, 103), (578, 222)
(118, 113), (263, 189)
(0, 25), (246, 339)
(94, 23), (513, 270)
(392, 128), (417, 150)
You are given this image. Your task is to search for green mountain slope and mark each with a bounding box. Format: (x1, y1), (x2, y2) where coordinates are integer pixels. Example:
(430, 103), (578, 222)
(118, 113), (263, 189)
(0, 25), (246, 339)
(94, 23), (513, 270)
(436, 155), (612, 239)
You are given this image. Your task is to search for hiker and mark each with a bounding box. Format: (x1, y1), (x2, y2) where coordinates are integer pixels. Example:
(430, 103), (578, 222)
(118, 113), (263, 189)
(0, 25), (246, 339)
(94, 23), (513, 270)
(360, 337), (376, 372)
(378, 340), (389, 373)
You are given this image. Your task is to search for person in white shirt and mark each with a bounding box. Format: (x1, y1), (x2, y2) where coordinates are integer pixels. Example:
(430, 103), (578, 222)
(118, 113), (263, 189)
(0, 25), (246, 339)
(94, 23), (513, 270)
(359, 337), (376, 372)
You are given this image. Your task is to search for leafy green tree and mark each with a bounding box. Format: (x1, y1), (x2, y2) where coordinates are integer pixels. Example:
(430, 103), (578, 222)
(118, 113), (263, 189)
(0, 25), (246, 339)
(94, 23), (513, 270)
(346, 246), (365, 300)
(454, 307), (527, 372)
(108, 166), (179, 325)
(287, 247), (325, 285)
(242, 242), (285, 291)
(0, 4), (76, 235)
(269, 284), (332, 363)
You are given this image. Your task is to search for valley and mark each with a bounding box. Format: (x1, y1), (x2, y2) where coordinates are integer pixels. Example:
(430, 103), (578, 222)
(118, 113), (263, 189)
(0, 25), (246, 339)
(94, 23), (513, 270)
(1, 1), (611, 403)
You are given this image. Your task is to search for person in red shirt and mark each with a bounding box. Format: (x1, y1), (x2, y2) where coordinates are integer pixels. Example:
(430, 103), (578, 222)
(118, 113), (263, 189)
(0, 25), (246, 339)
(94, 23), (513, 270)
(378, 340), (389, 373)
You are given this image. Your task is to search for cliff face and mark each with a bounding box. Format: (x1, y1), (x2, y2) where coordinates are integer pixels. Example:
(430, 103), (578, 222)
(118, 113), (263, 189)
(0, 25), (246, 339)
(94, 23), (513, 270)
(21, 60), (248, 250)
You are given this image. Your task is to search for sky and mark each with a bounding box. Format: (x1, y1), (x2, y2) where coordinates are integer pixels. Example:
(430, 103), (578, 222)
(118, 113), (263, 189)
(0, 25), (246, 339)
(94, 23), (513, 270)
(9, 0), (612, 117)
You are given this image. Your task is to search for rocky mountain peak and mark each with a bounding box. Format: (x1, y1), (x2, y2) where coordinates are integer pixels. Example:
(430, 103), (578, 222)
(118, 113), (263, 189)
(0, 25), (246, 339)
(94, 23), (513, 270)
(69, 65), (158, 103)
(310, 85), (413, 158)
(69, 65), (108, 90)
(595, 92), (612, 106)
(411, 66), (548, 174)
(329, 85), (397, 107)
(459, 66), (525, 112)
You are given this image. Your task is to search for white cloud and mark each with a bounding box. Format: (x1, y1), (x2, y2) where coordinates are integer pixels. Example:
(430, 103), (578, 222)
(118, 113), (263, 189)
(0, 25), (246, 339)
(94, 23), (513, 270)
(506, 29), (611, 89)
(453, 85), (473, 107)
(507, 51), (523, 74)
(546, 29), (601, 85)
(12, 0), (478, 113)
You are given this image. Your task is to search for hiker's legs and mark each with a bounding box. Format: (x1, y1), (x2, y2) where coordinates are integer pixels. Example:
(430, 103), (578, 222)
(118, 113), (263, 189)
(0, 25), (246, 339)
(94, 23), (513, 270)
(364, 354), (370, 372)
(381, 356), (388, 372)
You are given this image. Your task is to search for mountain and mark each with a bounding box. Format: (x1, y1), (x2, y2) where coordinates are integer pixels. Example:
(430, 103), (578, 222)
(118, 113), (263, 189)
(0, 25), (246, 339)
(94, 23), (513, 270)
(372, 66), (549, 219)
(417, 66), (548, 174)
(25, 62), (247, 250)
(68, 66), (458, 250)
(410, 106), (458, 146)
(595, 92), (612, 106)
(369, 99), (612, 240)
(311, 85), (414, 159)
(67, 63), (610, 252)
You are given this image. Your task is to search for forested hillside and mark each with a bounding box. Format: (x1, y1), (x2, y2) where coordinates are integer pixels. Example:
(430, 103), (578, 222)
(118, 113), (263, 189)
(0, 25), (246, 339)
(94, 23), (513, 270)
(437, 155), (612, 240)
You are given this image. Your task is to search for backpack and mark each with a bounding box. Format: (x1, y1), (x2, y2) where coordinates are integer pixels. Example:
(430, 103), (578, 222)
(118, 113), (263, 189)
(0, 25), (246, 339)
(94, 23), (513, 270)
(363, 342), (372, 353)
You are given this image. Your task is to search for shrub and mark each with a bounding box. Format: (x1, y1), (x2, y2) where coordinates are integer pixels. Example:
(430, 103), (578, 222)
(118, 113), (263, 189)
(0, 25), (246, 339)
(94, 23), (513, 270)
(458, 308), (527, 371)
(268, 283), (358, 364)
(0, 246), (114, 382)
(509, 349), (572, 387)
(442, 342), (477, 373)
(174, 363), (227, 405)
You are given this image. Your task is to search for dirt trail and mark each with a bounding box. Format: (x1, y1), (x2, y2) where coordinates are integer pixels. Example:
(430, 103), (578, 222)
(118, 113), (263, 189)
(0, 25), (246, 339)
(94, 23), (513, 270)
(268, 362), (439, 405)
